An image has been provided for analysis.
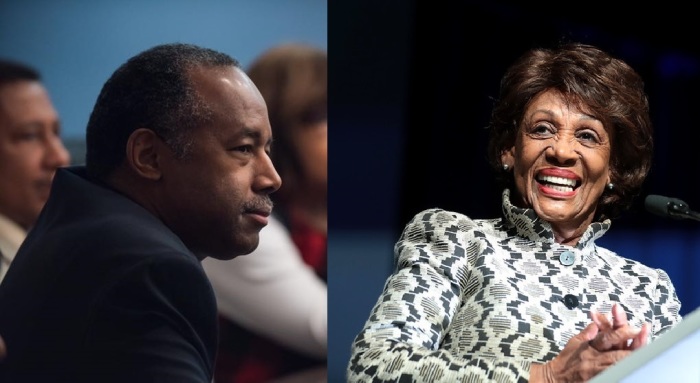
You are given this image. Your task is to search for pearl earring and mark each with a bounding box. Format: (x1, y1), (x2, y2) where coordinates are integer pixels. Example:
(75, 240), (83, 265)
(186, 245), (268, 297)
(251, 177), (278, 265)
(606, 182), (614, 190)
(502, 164), (509, 171)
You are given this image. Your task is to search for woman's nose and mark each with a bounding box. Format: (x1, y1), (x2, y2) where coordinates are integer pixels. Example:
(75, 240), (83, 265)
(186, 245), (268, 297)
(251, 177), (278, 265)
(546, 137), (578, 165)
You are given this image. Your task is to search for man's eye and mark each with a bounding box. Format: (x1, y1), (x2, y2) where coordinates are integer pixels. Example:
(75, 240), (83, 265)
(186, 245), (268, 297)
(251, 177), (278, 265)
(16, 132), (41, 141)
(233, 145), (253, 153)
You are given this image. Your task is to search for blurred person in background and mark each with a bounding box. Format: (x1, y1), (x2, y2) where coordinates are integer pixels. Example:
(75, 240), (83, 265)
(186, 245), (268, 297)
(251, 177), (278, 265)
(202, 42), (327, 383)
(0, 59), (70, 282)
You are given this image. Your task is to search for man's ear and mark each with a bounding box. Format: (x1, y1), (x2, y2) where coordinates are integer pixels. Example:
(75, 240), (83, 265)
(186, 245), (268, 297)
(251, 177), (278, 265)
(125, 128), (163, 180)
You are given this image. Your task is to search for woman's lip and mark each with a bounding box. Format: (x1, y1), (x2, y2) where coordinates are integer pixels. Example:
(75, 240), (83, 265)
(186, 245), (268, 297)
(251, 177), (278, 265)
(538, 167), (580, 180)
(537, 182), (576, 197)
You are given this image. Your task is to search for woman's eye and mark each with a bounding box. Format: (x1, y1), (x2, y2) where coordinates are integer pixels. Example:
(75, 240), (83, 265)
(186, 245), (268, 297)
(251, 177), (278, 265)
(578, 131), (598, 142)
(531, 124), (551, 135)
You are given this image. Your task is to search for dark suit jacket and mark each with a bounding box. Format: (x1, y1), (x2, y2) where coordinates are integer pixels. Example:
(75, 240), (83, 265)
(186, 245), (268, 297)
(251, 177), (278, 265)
(0, 166), (217, 383)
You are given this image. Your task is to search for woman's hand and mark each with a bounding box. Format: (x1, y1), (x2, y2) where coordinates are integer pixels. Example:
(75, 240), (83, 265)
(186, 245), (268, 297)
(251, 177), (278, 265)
(589, 303), (649, 351)
(531, 304), (650, 382)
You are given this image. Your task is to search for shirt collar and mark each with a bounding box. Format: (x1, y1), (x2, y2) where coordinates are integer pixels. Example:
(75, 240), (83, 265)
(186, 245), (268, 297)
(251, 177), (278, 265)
(0, 213), (27, 261)
(500, 188), (610, 250)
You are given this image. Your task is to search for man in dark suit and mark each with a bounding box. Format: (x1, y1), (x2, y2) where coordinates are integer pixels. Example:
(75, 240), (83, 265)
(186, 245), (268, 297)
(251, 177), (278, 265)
(0, 43), (281, 382)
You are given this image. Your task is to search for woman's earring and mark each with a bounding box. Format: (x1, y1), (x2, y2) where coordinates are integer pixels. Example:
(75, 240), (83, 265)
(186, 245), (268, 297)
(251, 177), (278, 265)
(502, 164), (510, 171)
(606, 182), (614, 190)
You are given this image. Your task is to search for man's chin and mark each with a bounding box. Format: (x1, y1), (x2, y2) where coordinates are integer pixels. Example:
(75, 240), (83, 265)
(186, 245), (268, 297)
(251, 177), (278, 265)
(200, 236), (260, 261)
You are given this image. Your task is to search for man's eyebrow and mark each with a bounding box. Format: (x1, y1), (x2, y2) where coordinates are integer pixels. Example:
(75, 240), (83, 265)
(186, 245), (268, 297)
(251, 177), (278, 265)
(240, 127), (262, 139)
(11, 121), (44, 131)
(238, 127), (273, 146)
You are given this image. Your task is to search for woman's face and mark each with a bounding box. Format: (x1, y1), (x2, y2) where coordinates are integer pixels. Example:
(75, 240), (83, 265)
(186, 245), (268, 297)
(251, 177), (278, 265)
(502, 89), (611, 229)
(291, 118), (327, 197)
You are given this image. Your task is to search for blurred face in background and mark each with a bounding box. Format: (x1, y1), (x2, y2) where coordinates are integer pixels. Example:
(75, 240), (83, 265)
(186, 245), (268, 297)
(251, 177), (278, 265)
(293, 115), (327, 198)
(0, 80), (71, 230)
(246, 43), (327, 202)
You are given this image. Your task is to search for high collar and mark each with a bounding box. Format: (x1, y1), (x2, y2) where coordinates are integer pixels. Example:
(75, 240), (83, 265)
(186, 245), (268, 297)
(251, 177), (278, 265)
(500, 188), (610, 250)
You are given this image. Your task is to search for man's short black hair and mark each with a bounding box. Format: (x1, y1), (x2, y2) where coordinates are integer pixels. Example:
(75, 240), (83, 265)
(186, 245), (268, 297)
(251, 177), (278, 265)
(85, 43), (240, 179)
(0, 59), (41, 87)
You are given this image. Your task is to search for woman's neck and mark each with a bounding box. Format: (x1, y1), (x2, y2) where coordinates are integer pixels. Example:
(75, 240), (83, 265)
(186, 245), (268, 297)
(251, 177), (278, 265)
(550, 219), (590, 247)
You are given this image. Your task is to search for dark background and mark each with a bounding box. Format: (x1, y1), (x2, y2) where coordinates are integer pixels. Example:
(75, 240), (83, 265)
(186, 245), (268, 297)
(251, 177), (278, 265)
(329, 2), (700, 382)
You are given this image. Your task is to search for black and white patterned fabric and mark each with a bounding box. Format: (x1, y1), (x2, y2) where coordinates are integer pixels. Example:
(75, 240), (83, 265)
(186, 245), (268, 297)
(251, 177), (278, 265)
(347, 189), (682, 383)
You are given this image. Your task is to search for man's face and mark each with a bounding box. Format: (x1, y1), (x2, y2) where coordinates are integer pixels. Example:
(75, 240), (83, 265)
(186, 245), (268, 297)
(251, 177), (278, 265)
(0, 81), (70, 230)
(158, 66), (282, 260)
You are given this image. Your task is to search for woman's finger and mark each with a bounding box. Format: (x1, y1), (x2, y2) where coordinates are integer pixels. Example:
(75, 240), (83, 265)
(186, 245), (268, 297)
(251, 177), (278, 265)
(611, 303), (629, 329)
(628, 322), (650, 350)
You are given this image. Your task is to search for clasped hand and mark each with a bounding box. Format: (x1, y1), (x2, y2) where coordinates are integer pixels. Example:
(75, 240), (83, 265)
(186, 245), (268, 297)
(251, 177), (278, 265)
(537, 303), (650, 382)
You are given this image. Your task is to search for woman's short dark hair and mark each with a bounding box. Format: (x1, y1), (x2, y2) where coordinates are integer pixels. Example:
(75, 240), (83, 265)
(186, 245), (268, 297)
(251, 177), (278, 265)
(85, 43), (239, 179)
(487, 42), (653, 221)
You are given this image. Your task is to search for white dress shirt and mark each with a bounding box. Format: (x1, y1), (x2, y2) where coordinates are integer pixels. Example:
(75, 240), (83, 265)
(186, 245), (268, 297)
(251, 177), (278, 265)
(202, 215), (327, 358)
(0, 213), (27, 283)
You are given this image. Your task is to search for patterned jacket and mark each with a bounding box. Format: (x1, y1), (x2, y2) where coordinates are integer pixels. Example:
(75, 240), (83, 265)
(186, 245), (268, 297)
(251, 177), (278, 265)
(347, 189), (682, 382)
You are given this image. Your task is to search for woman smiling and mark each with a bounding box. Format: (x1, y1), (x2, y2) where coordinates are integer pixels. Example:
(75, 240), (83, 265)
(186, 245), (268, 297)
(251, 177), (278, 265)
(347, 42), (681, 383)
